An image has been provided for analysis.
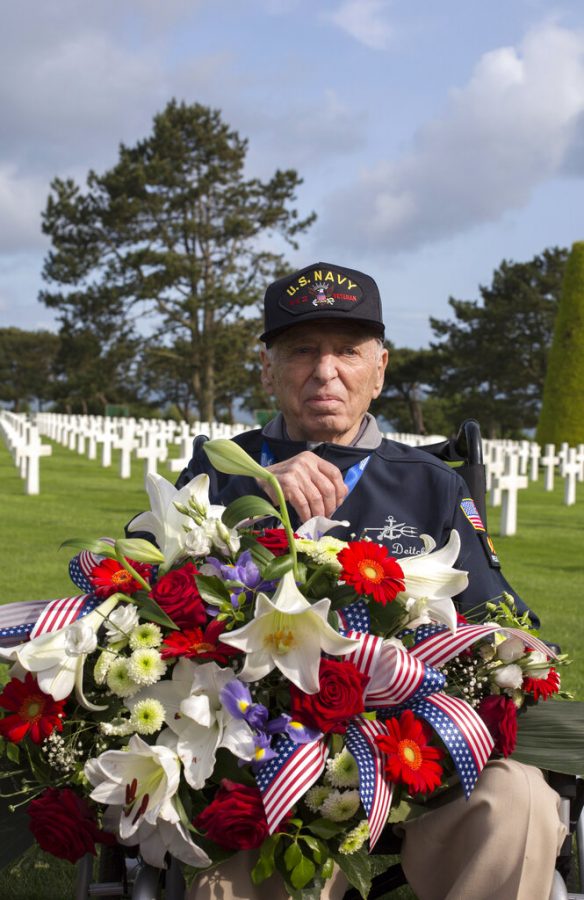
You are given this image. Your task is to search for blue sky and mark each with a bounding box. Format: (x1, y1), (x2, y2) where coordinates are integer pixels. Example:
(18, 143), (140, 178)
(1, 0), (583, 347)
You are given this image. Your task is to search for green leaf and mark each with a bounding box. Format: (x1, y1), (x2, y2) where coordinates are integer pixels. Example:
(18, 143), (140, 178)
(290, 854), (316, 890)
(251, 855), (275, 884)
(240, 534), (276, 567)
(301, 835), (328, 864)
(194, 574), (232, 607)
(133, 593), (178, 629)
(204, 439), (269, 480)
(114, 538), (165, 564)
(262, 554), (295, 581)
(59, 538), (117, 558)
(222, 495), (282, 529)
(331, 848), (372, 899)
(511, 699), (584, 775)
(321, 857), (334, 880)
(284, 842), (303, 870)
(306, 818), (345, 839)
(5, 743), (19, 766)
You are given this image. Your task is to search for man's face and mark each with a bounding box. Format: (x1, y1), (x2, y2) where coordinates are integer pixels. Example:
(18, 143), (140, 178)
(260, 323), (388, 444)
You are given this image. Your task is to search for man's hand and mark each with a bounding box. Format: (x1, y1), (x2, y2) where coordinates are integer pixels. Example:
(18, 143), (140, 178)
(258, 452), (348, 522)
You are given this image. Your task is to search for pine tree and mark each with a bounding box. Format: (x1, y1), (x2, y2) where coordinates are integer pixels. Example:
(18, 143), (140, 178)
(40, 101), (314, 420)
(537, 241), (584, 445)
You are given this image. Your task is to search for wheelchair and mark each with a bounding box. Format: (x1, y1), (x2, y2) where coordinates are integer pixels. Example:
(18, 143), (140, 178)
(75, 421), (583, 900)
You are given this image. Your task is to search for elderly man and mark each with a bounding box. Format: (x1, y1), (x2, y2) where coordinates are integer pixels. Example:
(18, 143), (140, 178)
(176, 262), (565, 900)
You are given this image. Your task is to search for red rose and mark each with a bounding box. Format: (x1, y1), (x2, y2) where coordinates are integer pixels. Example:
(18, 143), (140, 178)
(28, 788), (115, 863)
(477, 694), (518, 757)
(194, 780), (271, 850)
(149, 562), (207, 629)
(289, 659), (368, 734)
(255, 528), (297, 557)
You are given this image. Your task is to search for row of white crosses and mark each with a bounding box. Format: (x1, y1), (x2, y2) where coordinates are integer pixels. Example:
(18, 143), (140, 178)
(482, 439), (584, 536)
(32, 413), (249, 483)
(0, 410), (52, 495)
(2, 411), (583, 526)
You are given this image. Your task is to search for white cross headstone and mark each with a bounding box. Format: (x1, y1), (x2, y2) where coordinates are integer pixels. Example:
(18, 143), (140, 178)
(563, 447), (579, 506)
(22, 427), (52, 495)
(117, 423), (138, 479)
(529, 443), (541, 482)
(540, 444), (558, 492)
(488, 445), (505, 507)
(99, 420), (116, 468)
(493, 452), (528, 537)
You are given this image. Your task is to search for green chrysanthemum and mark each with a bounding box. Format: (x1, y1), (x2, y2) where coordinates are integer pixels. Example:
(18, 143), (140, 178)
(295, 536), (346, 572)
(129, 622), (163, 650)
(325, 749), (360, 788)
(94, 649), (117, 685)
(339, 819), (370, 854)
(127, 648), (167, 686)
(304, 785), (332, 813)
(320, 789), (361, 822)
(106, 658), (140, 698)
(129, 698), (166, 735)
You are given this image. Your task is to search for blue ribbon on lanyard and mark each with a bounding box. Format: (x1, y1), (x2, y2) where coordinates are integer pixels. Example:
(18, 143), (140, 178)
(260, 440), (370, 504)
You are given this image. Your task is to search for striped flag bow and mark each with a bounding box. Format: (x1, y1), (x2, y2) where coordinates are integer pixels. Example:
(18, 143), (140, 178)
(255, 630), (495, 849)
(0, 542), (115, 648)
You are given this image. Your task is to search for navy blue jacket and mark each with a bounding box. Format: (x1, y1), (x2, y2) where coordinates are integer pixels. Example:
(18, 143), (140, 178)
(175, 428), (538, 625)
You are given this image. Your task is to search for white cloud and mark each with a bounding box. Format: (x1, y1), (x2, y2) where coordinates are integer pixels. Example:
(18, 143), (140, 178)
(325, 0), (393, 50)
(319, 22), (584, 253)
(0, 167), (50, 253)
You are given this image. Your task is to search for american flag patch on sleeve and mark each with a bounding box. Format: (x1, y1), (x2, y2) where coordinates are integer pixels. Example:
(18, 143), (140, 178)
(460, 498), (485, 532)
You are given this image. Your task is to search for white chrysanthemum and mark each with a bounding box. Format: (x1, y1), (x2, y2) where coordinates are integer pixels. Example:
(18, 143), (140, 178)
(106, 658), (140, 698)
(94, 649), (117, 685)
(325, 749), (360, 788)
(320, 789), (361, 822)
(339, 819), (369, 855)
(129, 623), (163, 651)
(128, 649), (167, 686)
(130, 699), (166, 735)
(104, 605), (140, 645)
(304, 785), (332, 812)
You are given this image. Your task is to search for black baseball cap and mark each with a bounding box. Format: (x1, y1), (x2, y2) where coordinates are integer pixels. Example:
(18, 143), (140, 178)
(260, 262), (385, 344)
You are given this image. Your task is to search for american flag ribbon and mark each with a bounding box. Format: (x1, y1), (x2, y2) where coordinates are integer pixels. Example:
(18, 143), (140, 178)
(408, 622), (557, 666)
(255, 734), (330, 833)
(69, 540), (115, 593)
(411, 693), (494, 798)
(345, 718), (393, 849)
(0, 593), (103, 647)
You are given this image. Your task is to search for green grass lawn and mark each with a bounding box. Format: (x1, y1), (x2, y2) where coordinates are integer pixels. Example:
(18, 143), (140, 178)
(0, 438), (582, 897)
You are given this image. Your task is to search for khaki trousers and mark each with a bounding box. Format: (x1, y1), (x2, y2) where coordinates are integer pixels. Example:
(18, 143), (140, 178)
(188, 760), (565, 899)
(397, 759), (567, 900)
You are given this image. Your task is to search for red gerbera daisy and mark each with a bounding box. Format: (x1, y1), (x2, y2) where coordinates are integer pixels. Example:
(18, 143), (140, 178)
(0, 673), (66, 744)
(523, 667), (560, 701)
(337, 541), (405, 604)
(161, 619), (241, 665)
(90, 557), (152, 598)
(375, 709), (444, 794)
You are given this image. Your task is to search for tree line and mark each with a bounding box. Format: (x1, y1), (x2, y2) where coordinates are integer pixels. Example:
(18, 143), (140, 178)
(0, 101), (570, 438)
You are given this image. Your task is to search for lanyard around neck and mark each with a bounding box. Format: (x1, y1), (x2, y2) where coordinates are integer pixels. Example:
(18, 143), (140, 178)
(260, 440), (371, 501)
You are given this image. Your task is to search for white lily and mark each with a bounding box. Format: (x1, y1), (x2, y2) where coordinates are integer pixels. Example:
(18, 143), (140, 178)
(129, 472), (236, 571)
(85, 733), (181, 841)
(0, 595), (119, 707)
(127, 658), (255, 790)
(396, 530), (468, 633)
(296, 516), (350, 540)
(104, 806), (211, 869)
(221, 570), (359, 694)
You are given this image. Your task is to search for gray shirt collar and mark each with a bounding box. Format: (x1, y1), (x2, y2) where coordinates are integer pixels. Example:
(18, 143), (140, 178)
(262, 411), (382, 449)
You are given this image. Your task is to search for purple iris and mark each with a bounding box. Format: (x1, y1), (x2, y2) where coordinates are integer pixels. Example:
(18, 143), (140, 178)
(250, 733), (278, 770)
(220, 679), (268, 729)
(205, 551), (275, 607)
(267, 713), (321, 744)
